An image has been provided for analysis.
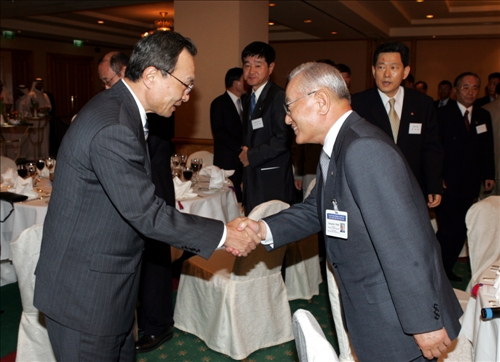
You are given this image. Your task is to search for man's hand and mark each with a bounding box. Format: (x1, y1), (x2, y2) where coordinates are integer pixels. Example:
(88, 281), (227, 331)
(414, 327), (452, 360)
(236, 218), (267, 240)
(484, 179), (495, 192)
(224, 217), (259, 257)
(294, 179), (303, 191)
(427, 194), (442, 208)
(239, 146), (249, 167)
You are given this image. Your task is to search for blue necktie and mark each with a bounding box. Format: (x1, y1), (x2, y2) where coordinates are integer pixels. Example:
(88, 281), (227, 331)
(249, 92), (256, 120)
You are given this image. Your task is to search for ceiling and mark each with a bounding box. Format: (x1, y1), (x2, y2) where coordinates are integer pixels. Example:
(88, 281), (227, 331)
(1, 1), (499, 48)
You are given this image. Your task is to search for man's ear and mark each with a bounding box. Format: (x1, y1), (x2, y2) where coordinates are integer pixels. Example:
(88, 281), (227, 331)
(142, 66), (158, 88)
(315, 90), (330, 115)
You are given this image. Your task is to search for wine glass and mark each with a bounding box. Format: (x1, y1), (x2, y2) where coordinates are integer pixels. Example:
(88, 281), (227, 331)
(191, 158), (200, 182)
(26, 162), (37, 179)
(182, 166), (193, 181)
(45, 157), (55, 171)
(180, 154), (187, 168)
(171, 154), (180, 178)
(17, 164), (28, 178)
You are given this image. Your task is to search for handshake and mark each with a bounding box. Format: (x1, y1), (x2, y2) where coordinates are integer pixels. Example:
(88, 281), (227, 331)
(223, 217), (268, 257)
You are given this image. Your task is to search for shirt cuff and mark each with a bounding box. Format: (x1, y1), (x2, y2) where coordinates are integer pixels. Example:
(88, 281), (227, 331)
(261, 221), (274, 248)
(217, 224), (227, 249)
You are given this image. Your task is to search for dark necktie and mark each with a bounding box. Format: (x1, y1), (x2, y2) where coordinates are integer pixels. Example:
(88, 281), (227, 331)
(144, 118), (149, 140)
(464, 110), (470, 132)
(237, 98), (243, 122)
(249, 92), (256, 121)
(320, 150), (330, 184)
(439, 101), (444, 108)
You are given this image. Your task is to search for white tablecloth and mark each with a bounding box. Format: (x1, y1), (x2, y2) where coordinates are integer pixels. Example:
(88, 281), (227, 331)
(461, 258), (500, 362)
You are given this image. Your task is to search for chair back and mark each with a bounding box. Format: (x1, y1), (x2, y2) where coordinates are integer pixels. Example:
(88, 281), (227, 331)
(187, 150), (214, 166)
(1, 156), (16, 174)
(466, 196), (500, 291)
(293, 309), (339, 362)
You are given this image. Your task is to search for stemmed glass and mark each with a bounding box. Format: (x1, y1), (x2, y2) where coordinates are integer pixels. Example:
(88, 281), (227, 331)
(171, 154), (181, 178)
(191, 158), (200, 182)
(45, 157), (55, 181)
(26, 162), (37, 179)
(17, 164), (27, 178)
(182, 166), (193, 181)
(180, 154), (187, 169)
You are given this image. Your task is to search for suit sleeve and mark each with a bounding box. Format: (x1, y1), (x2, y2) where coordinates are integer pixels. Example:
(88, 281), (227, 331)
(345, 138), (445, 334)
(89, 123), (223, 259)
(210, 98), (242, 152)
(247, 89), (292, 168)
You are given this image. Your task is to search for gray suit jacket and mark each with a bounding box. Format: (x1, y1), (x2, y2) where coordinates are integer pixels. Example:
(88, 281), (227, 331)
(34, 81), (223, 336)
(265, 112), (462, 361)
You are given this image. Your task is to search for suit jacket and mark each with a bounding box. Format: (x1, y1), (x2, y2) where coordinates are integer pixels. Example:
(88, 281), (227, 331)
(351, 87), (443, 196)
(241, 80), (294, 214)
(34, 81), (224, 336)
(434, 98), (456, 109)
(265, 112), (462, 361)
(437, 102), (495, 199)
(474, 95), (491, 108)
(482, 98), (500, 181)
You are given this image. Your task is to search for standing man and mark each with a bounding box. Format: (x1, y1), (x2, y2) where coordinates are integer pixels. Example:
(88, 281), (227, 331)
(434, 80), (455, 108)
(34, 31), (259, 361)
(474, 72), (500, 108)
(481, 82), (500, 196)
(98, 51), (129, 89)
(238, 62), (462, 361)
(239, 41), (294, 215)
(28, 78), (52, 111)
(437, 72), (495, 281)
(210, 67), (245, 202)
(351, 42), (443, 208)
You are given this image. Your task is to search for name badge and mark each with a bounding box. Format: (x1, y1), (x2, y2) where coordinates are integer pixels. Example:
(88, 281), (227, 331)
(409, 123), (422, 134)
(251, 117), (264, 130)
(325, 209), (348, 239)
(476, 124), (487, 134)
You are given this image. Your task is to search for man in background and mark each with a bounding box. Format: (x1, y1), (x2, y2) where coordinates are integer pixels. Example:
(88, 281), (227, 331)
(210, 67), (245, 202)
(415, 81), (428, 94)
(435, 80), (455, 108)
(474, 72), (500, 108)
(28, 78), (52, 111)
(481, 82), (500, 196)
(351, 41), (443, 208)
(98, 51), (129, 89)
(239, 41), (294, 215)
(334, 63), (351, 91)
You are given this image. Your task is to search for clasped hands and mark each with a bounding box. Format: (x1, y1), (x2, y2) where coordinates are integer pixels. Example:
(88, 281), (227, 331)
(224, 217), (266, 257)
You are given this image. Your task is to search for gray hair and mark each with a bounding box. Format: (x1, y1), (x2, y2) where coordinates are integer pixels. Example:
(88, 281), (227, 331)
(288, 62), (351, 102)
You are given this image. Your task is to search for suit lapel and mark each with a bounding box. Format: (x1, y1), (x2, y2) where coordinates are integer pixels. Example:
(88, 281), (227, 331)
(369, 90), (393, 137)
(248, 81), (273, 145)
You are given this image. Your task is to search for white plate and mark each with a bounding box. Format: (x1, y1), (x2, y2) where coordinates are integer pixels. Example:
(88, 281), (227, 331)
(197, 187), (220, 194)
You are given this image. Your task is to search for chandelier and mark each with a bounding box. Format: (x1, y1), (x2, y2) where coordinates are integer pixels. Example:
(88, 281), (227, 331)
(141, 12), (173, 38)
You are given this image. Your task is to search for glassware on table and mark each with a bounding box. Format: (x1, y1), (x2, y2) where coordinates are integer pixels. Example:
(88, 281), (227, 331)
(26, 162), (37, 179)
(190, 158), (200, 182)
(180, 154), (187, 168)
(17, 164), (28, 178)
(45, 157), (55, 171)
(36, 158), (45, 172)
(171, 154), (181, 177)
(182, 166), (193, 181)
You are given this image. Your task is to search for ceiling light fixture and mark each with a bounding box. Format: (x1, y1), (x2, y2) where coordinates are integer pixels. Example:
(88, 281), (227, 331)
(426, 14), (434, 19)
(142, 11), (173, 38)
(97, 20), (104, 24)
(416, 0), (424, 2)
(331, 31), (337, 35)
(269, 3), (276, 6)
(269, 22), (275, 26)
(304, 19), (312, 23)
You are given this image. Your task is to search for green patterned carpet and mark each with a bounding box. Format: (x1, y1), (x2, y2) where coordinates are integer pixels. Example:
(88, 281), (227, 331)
(0, 258), (471, 361)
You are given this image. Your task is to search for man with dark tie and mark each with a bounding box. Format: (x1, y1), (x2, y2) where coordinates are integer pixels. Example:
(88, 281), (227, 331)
(210, 67), (246, 202)
(474, 72), (500, 108)
(236, 61), (462, 362)
(436, 72), (495, 281)
(434, 80), (456, 108)
(351, 41), (443, 208)
(239, 41), (294, 215)
(33, 31), (259, 361)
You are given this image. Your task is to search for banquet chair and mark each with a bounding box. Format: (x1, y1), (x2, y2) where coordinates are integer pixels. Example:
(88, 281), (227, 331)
(1, 155), (16, 174)
(173, 200), (293, 360)
(285, 178), (322, 300)
(10, 224), (56, 362)
(465, 196), (500, 292)
(186, 150), (214, 167)
(293, 309), (339, 362)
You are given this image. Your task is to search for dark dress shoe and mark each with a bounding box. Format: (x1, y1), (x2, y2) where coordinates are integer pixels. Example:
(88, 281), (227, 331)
(135, 328), (173, 353)
(446, 272), (462, 282)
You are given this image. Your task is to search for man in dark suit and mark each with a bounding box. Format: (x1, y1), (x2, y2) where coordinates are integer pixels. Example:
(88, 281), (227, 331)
(33, 31), (259, 361)
(474, 72), (500, 108)
(351, 42), (443, 208)
(210, 67), (245, 202)
(237, 62), (462, 361)
(434, 80), (456, 108)
(436, 72), (495, 281)
(239, 41), (294, 215)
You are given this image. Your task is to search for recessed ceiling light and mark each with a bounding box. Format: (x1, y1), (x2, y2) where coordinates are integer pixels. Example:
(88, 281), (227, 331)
(97, 20), (104, 24)
(269, 22), (275, 26)
(269, 3), (276, 6)
(416, 0), (424, 2)
(432, 35), (436, 38)
(304, 19), (312, 23)
(426, 14), (434, 19)
(331, 31), (337, 35)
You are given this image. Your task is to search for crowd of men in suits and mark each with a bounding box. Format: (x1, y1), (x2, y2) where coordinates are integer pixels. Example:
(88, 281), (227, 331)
(33, 30), (496, 361)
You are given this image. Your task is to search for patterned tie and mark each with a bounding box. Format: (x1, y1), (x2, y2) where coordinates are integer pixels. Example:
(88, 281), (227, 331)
(144, 118), (149, 140)
(249, 92), (256, 121)
(237, 98), (243, 122)
(320, 150), (330, 184)
(464, 110), (470, 132)
(388, 98), (399, 143)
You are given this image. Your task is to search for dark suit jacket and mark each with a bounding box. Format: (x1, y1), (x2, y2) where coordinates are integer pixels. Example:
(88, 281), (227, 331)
(265, 112), (462, 361)
(241, 80), (294, 214)
(434, 98), (456, 109)
(34, 81), (224, 336)
(351, 87), (443, 196)
(210, 92), (243, 200)
(437, 102), (495, 199)
(474, 95), (491, 108)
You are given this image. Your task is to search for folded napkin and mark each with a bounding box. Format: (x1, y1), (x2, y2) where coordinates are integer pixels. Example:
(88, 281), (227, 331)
(39, 166), (50, 178)
(173, 176), (197, 200)
(199, 165), (234, 189)
(1, 168), (38, 200)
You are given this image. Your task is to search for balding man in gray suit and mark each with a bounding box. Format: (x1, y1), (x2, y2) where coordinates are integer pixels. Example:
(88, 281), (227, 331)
(237, 62), (462, 361)
(34, 31), (258, 361)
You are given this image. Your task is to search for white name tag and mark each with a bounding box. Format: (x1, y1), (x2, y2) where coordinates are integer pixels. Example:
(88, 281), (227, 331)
(409, 123), (422, 134)
(325, 209), (348, 239)
(251, 117), (264, 130)
(476, 124), (487, 134)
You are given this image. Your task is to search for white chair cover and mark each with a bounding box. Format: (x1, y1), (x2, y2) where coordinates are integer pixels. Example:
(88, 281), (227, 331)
(327, 262), (357, 362)
(1, 155), (17, 174)
(465, 196), (500, 292)
(173, 200), (293, 360)
(293, 308), (339, 362)
(10, 224), (56, 362)
(187, 150), (214, 167)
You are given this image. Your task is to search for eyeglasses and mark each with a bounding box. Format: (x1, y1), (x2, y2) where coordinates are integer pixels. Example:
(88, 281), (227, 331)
(283, 90), (317, 115)
(164, 69), (194, 95)
(102, 72), (119, 87)
(459, 86), (479, 92)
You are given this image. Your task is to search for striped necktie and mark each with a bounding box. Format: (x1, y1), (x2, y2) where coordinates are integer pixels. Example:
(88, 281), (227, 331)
(320, 150), (330, 184)
(249, 92), (256, 120)
(144, 118), (149, 140)
(464, 110), (470, 132)
(237, 98), (243, 122)
(388, 98), (399, 143)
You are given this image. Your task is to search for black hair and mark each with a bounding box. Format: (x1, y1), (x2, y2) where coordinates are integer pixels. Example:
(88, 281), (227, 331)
(373, 41), (410, 68)
(335, 63), (351, 75)
(415, 81), (428, 90)
(453, 72), (480, 88)
(241, 41), (275, 66)
(438, 80), (452, 88)
(225, 68), (243, 89)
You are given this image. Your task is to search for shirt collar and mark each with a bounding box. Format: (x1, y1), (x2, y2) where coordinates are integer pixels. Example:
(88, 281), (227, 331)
(323, 110), (353, 158)
(121, 79), (147, 130)
(226, 90), (240, 103)
(377, 86), (404, 106)
(457, 101), (473, 116)
(252, 81), (269, 102)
